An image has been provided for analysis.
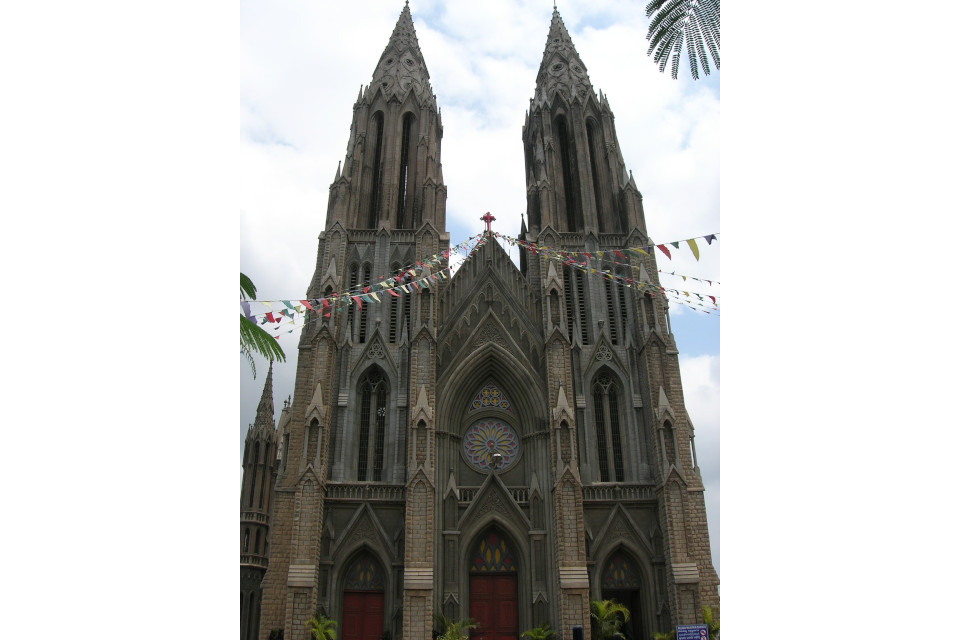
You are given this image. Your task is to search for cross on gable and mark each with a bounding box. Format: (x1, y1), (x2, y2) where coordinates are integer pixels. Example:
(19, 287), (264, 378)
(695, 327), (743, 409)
(480, 211), (496, 233)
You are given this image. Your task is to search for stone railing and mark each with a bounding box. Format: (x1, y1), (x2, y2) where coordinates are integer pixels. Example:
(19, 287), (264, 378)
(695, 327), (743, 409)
(325, 483), (406, 502)
(582, 483), (655, 502)
(458, 487), (529, 505)
(240, 511), (268, 524)
(240, 554), (268, 569)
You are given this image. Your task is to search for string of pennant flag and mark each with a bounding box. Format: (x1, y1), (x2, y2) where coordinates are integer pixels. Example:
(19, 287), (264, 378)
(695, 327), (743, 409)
(242, 229), (719, 337)
(490, 232), (719, 315)
(241, 233), (488, 330)
(659, 270), (719, 287)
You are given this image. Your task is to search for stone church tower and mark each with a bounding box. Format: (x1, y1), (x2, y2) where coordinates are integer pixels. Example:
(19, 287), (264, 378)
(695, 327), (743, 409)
(245, 5), (719, 640)
(241, 363), (283, 640)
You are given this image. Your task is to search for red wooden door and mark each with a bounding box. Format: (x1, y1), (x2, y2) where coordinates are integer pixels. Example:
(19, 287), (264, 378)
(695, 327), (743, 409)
(341, 591), (384, 640)
(470, 574), (518, 640)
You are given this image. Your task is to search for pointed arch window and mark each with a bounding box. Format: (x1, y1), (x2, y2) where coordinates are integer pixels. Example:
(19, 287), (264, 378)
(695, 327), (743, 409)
(616, 268), (628, 340)
(358, 369), (388, 481)
(348, 263), (359, 338)
(470, 530), (517, 573)
(556, 115), (582, 232)
(576, 269), (589, 345)
(389, 262), (402, 342)
(601, 552), (641, 589)
(587, 120), (608, 232)
(563, 264), (590, 345)
(396, 112), (415, 228)
(605, 276), (618, 345)
(358, 263), (371, 343)
(469, 381), (513, 413)
(258, 448), (268, 508)
(367, 111), (385, 228)
(249, 442), (260, 507)
(593, 374), (624, 482)
(344, 553), (385, 590)
(563, 265), (576, 342)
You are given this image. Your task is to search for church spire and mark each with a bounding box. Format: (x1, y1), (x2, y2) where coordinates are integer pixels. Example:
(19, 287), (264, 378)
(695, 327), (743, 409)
(367, 1), (434, 105)
(321, 1), (446, 234)
(253, 361), (275, 434)
(522, 7), (644, 236)
(534, 6), (594, 105)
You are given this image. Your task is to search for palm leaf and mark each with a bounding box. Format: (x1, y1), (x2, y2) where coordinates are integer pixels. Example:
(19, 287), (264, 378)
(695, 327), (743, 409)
(240, 315), (286, 363)
(239, 272), (286, 375)
(645, 0), (720, 79)
(590, 599), (630, 640)
(240, 272), (257, 301)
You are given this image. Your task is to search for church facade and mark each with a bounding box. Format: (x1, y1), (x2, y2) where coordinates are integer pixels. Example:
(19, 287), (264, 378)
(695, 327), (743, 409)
(240, 5), (719, 640)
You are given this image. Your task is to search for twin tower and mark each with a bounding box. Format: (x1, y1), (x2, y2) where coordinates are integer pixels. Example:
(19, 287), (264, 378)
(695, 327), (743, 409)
(240, 5), (719, 640)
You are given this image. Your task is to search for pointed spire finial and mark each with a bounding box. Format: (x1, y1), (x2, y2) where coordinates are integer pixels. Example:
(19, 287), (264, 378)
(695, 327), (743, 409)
(253, 361), (275, 432)
(368, 0), (432, 104)
(534, 4), (594, 103)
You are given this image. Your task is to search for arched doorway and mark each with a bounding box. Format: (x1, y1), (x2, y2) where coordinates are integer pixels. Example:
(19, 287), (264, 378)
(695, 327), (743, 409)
(340, 553), (385, 640)
(600, 552), (643, 640)
(469, 529), (519, 640)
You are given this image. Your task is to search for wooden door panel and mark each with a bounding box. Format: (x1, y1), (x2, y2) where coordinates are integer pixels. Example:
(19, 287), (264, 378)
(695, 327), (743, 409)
(342, 592), (384, 640)
(470, 575), (518, 640)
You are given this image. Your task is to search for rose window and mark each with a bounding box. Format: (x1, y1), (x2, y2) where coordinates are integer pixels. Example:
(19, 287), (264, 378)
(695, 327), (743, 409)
(462, 419), (520, 471)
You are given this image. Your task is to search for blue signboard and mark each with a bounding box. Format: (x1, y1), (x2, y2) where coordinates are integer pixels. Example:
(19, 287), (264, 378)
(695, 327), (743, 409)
(676, 624), (709, 640)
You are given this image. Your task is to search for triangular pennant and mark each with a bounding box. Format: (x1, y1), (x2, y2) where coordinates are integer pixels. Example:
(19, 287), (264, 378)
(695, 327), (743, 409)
(704, 234), (716, 245)
(657, 244), (672, 259)
(686, 238), (700, 261)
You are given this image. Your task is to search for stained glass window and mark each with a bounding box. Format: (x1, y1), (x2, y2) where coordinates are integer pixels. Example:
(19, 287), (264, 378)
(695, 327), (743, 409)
(600, 553), (640, 589)
(358, 369), (387, 481)
(470, 531), (517, 573)
(594, 375), (624, 482)
(469, 381), (512, 413)
(343, 554), (385, 590)
(462, 419), (520, 471)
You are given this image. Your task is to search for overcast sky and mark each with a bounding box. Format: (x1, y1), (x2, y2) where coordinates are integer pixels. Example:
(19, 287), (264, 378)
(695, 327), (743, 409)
(240, 0), (721, 580)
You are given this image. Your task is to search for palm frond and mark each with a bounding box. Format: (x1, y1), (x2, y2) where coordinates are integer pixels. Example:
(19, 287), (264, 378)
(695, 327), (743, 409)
(240, 315), (286, 363)
(305, 610), (337, 640)
(646, 0), (720, 79)
(239, 272), (286, 375)
(240, 272), (257, 301)
(242, 348), (257, 378)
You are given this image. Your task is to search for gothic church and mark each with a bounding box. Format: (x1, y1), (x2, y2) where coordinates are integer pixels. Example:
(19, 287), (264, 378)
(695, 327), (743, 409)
(240, 5), (719, 640)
